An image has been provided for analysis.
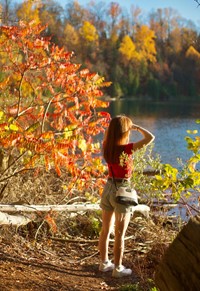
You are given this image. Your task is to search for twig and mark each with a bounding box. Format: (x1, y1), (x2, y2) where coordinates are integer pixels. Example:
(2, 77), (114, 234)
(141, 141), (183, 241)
(50, 236), (99, 244)
(42, 95), (55, 133)
(0, 152), (27, 177)
(50, 234), (136, 244)
(78, 251), (99, 262)
(0, 169), (33, 183)
(35, 220), (46, 239)
(180, 197), (200, 215)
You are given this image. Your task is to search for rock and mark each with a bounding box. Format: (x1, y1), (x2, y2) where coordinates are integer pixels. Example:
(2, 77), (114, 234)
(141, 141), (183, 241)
(155, 215), (200, 291)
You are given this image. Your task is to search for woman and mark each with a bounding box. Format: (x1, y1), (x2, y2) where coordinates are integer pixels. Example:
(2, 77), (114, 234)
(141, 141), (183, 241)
(98, 115), (155, 278)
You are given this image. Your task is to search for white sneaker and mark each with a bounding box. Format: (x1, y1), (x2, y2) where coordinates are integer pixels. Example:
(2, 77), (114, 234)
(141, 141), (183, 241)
(99, 261), (115, 272)
(112, 265), (132, 278)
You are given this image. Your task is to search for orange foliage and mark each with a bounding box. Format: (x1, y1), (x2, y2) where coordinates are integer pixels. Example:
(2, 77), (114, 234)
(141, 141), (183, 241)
(0, 21), (110, 191)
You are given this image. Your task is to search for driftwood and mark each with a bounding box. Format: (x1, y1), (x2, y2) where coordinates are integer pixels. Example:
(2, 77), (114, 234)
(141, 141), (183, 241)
(155, 215), (200, 291)
(0, 204), (100, 226)
(0, 211), (34, 226)
(0, 203), (150, 226)
(0, 203), (100, 213)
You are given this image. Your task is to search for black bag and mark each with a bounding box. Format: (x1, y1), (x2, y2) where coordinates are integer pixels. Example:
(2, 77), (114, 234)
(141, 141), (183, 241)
(110, 167), (138, 206)
(115, 185), (138, 206)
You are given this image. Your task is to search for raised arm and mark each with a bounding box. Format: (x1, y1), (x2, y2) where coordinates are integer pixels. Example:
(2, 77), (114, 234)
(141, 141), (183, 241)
(131, 124), (155, 151)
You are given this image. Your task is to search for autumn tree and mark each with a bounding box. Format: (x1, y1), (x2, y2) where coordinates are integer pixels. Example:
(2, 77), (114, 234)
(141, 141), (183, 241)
(0, 0), (16, 25)
(181, 45), (200, 96)
(15, 0), (40, 23)
(186, 45), (200, 62)
(119, 35), (136, 63)
(117, 25), (156, 96)
(86, 1), (107, 38)
(38, 0), (64, 45)
(0, 21), (111, 198)
(63, 22), (79, 53)
(107, 2), (121, 35)
(64, 0), (87, 30)
(78, 20), (99, 62)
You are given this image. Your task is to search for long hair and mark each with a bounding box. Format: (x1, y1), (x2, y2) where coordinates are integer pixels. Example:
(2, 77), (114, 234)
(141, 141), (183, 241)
(103, 115), (133, 163)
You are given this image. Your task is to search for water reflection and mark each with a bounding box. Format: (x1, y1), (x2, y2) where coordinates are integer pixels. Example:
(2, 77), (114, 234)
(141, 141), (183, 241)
(108, 99), (200, 118)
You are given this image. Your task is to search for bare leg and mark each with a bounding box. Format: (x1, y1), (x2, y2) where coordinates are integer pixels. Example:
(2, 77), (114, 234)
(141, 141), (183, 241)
(98, 210), (115, 262)
(114, 211), (131, 266)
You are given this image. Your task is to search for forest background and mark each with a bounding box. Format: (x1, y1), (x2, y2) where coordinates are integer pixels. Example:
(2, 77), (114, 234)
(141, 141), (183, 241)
(1, 0), (200, 101)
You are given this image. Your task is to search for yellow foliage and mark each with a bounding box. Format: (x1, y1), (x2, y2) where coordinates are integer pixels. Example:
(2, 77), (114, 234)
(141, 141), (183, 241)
(78, 139), (87, 152)
(0, 111), (4, 120)
(119, 26), (156, 65)
(186, 46), (200, 62)
(119, 35), (136, 62)
(79, 21), (99, 43)
(135, 25), (157, 63)
(16, 0), (40, 23)
(9, 124), (19, 131)
(64, 23), (79, 47)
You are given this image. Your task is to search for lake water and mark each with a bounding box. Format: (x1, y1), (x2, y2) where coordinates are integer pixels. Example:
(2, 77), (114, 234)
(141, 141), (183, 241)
(105, 99), (200, 168)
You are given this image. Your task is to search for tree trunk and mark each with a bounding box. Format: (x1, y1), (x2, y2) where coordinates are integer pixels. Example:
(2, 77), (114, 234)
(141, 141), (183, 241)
(155, 215), (200, 291)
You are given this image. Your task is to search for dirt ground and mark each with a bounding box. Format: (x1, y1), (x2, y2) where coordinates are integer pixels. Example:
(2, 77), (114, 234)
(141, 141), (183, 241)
(0, 215), (168, 291)
(0, 235), (140, 291)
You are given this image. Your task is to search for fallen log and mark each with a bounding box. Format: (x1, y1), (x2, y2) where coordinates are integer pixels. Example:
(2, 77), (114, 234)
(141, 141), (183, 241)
(0, 203), (100, 213)
(0, 211), (34, 226)
(155, 215), (200, 291)
(0, 203), (150, 215)
(0, 203), (150, 226)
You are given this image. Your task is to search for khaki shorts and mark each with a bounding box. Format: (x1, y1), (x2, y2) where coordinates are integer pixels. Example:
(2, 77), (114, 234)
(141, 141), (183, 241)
(100, 179), (133, 214)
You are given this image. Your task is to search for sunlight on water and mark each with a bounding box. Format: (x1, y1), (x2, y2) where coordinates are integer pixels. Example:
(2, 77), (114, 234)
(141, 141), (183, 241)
(131, 117), (194, 167)
(106, 100), (200, 168)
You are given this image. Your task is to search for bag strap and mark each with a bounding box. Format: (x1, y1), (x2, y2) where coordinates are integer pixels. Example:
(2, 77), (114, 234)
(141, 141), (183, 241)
(110, 166), (118, 190)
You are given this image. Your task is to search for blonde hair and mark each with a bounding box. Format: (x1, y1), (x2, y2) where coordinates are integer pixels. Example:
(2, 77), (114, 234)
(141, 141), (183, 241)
(103, 115), (133, 163)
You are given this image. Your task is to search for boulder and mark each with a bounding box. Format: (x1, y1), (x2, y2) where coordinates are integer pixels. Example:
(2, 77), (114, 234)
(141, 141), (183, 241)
(155, 215), (200, 291)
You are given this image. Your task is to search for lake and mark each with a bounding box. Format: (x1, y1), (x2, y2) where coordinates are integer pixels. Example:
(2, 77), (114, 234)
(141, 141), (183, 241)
(105, 99), (200, 168)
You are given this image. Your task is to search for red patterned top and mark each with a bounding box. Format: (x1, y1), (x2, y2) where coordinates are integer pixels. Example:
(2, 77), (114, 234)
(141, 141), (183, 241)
(107, 143), (134, 179)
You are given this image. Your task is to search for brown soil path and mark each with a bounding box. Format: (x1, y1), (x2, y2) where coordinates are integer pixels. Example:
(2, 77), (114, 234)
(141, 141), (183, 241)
(0, 236), (138, 291)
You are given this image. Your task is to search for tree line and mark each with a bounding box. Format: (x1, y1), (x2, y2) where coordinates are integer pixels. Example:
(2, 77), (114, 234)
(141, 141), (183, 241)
(1, 0), (200, 101)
